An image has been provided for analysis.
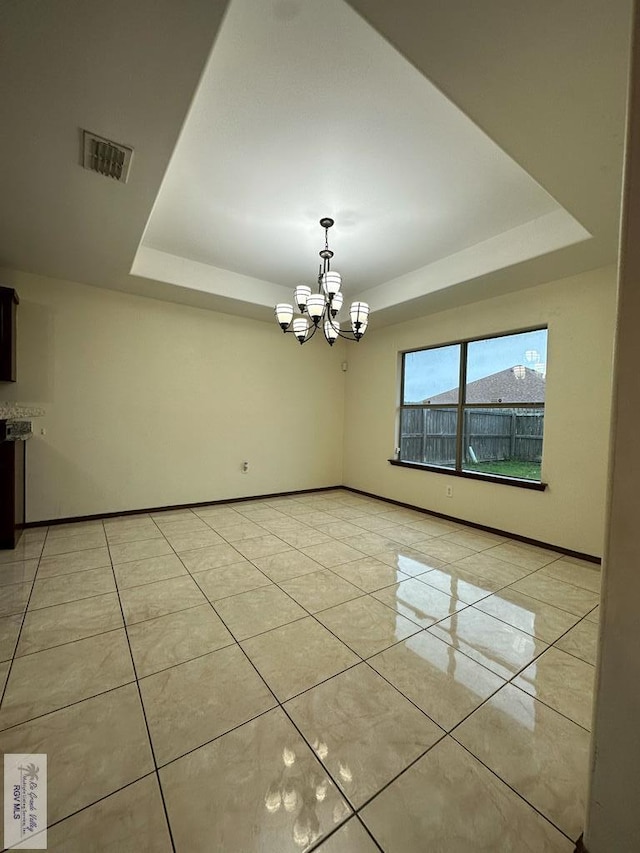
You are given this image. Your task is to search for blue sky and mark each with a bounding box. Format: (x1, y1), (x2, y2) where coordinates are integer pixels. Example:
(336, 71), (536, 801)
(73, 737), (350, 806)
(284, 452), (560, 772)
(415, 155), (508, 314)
(403, 329), (547, 403)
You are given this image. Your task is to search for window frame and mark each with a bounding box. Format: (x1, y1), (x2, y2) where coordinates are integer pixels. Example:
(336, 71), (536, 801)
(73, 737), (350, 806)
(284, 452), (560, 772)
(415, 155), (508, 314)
(392, 326), (548, 490)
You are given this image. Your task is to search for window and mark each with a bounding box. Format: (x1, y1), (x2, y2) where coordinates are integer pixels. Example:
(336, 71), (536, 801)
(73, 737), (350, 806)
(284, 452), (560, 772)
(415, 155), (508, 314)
(398, 328), (547, 483)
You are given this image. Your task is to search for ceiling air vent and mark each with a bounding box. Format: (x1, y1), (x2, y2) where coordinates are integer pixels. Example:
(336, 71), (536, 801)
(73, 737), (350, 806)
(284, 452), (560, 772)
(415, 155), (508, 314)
(82, 131), (133, 183)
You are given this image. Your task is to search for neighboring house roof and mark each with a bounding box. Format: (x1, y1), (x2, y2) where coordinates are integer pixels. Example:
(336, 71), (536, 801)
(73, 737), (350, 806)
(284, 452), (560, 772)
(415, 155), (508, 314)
(423, 366), (545, 404)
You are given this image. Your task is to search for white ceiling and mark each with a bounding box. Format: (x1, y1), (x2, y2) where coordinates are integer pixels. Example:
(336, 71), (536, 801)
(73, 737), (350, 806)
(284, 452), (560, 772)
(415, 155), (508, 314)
(140, 0), (577, 298)
(0, 0), (632, 326)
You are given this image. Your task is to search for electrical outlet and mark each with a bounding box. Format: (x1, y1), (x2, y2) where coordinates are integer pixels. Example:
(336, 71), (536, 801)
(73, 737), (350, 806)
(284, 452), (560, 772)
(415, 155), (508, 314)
(242, 461), (249, 473)
(446, 485), (453, 498)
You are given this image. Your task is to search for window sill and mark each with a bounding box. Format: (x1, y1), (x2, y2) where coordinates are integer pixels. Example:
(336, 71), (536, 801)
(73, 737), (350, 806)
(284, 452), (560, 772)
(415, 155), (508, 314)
(387, 459), (547, 491)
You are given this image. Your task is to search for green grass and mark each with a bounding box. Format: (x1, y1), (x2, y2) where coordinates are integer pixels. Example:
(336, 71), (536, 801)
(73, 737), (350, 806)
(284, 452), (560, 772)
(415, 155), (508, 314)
(464, 459), (541, 481)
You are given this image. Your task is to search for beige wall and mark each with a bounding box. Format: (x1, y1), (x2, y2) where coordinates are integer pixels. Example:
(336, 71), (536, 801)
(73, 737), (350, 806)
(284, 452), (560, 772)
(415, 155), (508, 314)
(0, 269), (345, 522)
(343, 265), (617, 556)
(0, 263), (616, 555)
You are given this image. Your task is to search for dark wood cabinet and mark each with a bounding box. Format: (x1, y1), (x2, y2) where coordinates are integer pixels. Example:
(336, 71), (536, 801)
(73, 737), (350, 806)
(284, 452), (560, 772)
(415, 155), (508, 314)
(0, 286), (18, 382)
(0, 436), (25, 549)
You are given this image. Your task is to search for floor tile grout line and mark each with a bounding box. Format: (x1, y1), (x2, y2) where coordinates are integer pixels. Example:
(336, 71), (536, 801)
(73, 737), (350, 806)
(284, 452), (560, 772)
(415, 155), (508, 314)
(129, 637), (238, 682)
(104, 520), (178, 853)
(355, 814), (386, 853)
(113, 566), (201, 593)
(203, 612), (312, 647)
(483, 609), (598, 734)
(465, 601), (581, 646)
(274, 701), (364, 818)
(13, 623), (129, 661)
(0, 571), (39, 591)
(14, 771), (160, 842)
(546, 608), (599, 653)
(0, 531), (49, 711)
(251, 658), (361, 707)
(535, 566), (602, 595)
(349, 723), (579, 846)
(451, 736), (578, 843)
(415, 559), (599, 620)
(0, 551), (40, 589)
(470, 586), (598, 624)
(189, 575), (272, 601)
(368, 586), (477, 632)
(36, 556), (111, 588)
(166, 541), (373, 840)
(417, 558), (546, 593)
(499, 584), (600, 618)
(0, 678), (139, 734)
(418, 575), (508, 600)
(304, 818), (354, 853)
(411, 573), (505, 603)
(153, 706), (280, 771)
(27, 584), (148, 613)
(25, 590), (211, 628)
(444, 653), (591, 741)
(370, 604), (537, 685)
(360, 650), (471, 736)
(32, 561), (113, 582)
(511, 607), (597, 668)
(495, 663), (594, 733)
(38, 541), (111, 559)
(548, 644), (595, 667)
(342, 730), (450, 817)
(464, 676), (592, 737)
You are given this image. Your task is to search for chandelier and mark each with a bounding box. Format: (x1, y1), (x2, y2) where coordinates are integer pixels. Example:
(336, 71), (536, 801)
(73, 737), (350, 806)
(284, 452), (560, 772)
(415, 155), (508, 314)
(274, 218), (370, 346)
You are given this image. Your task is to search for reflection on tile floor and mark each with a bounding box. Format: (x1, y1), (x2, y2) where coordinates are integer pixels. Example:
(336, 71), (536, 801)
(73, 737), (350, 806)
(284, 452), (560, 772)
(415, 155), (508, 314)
(0, 490), (599, 850)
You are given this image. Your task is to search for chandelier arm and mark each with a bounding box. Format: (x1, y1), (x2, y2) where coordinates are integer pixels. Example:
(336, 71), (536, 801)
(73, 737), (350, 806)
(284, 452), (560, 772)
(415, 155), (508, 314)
(323, 312), (362, 342)
(288, 318), (318, 342)
(282, 323), (317, 344)
(335, 327), (361, 341)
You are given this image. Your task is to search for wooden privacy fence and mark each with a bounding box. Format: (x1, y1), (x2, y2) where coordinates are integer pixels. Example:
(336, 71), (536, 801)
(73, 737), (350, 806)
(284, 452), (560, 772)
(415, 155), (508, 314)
(400, 408), (544, 466)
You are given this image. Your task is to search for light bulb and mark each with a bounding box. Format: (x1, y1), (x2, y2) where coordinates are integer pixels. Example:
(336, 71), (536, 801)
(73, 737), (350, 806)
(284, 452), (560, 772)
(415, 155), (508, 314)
(274, 303), (293, 331)
(306, 294), (325, 324)
(324, 320), (339, 346)
(321, 271), (342, 297)
(294, 285), (311, 312)
(292, 317), (309, 344)
(350, 301), (370, 339)
(330, 291), (343, 317)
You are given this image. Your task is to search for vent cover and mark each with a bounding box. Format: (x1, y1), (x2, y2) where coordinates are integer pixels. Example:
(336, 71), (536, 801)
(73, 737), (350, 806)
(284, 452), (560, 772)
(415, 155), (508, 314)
(82, 131), (133, 183)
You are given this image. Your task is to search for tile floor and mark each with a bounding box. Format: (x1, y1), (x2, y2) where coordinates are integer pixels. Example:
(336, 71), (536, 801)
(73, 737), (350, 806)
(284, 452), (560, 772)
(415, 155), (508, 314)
(0, 489), (600, 851)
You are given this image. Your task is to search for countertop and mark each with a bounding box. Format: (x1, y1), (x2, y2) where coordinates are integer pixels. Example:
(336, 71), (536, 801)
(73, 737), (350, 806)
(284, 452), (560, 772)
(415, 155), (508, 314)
(0, 403), (45, 420)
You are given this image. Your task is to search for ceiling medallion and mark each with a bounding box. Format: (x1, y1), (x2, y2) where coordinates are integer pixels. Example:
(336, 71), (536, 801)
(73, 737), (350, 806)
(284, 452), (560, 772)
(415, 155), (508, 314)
(274, 218), (370, 345)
